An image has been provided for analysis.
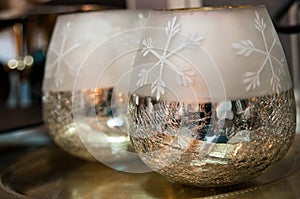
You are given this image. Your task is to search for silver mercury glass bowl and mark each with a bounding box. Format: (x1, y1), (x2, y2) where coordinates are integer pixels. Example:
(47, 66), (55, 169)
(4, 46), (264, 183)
(127, 6), (296, 187)
(42, 10), (149, 164)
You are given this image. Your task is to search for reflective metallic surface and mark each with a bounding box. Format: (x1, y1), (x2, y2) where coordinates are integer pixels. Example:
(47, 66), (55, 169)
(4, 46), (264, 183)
(128, 89), (296, 187)
(0, 135), (300, 199)
(42, 89), (132, 162)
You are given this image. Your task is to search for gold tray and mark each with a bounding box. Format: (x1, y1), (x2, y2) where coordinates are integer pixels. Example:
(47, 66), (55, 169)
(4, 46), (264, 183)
(1, 135), (300, 199)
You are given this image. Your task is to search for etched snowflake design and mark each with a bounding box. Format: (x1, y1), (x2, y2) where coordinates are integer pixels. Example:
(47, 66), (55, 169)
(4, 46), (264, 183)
(232, 12), (287, 93)
(46, 22), (80, 88)
(120, 13), (149, 47)
(138, 13), (148, 27)
(137, 16), (204, 100)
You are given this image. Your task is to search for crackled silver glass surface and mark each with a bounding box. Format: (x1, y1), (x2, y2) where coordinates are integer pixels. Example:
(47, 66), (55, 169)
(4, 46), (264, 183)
(128, 6), (296, 186)
(42, 10), (149, 167)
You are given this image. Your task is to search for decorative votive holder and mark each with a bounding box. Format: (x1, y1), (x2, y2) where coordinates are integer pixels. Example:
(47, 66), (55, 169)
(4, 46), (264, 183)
(42, 10), (149, 171)
(127, 6), (296, 186)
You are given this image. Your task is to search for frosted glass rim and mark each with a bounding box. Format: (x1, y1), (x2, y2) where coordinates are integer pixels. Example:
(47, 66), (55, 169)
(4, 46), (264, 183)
(162, 5), (265, 12)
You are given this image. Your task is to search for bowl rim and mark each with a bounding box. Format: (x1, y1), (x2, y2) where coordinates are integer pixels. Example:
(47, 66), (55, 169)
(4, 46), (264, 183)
(162, 5), (265, 12)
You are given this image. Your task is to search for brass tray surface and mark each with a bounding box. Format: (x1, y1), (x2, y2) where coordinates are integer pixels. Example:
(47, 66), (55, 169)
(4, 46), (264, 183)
(1, 135), (300, 199)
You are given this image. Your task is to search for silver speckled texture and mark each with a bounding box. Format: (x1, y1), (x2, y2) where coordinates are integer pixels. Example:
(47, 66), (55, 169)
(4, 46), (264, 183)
(128, 89), (296, 187)
(42, 89), (131, 162)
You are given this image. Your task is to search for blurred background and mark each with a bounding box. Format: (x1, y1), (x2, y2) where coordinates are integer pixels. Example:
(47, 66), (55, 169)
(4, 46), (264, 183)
(0, 0), (299, 134)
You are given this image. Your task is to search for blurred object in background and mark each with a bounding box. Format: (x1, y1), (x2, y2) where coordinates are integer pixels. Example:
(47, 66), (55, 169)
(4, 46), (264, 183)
(0, 0), (29, 20)
(0, 16), (54, 132)
(4, 23), (34, 109)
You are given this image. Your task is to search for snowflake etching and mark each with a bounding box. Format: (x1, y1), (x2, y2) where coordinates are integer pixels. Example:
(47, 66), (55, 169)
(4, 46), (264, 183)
(138, 13), (148, 27)
(120, 13), (149, 46)
(232, 11), (287, 93)
(46, 22), (80, 88)
(137, 16), (204, 100)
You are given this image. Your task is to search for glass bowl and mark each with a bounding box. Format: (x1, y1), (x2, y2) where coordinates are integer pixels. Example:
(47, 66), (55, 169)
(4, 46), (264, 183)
(127, 6), (296, 186)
